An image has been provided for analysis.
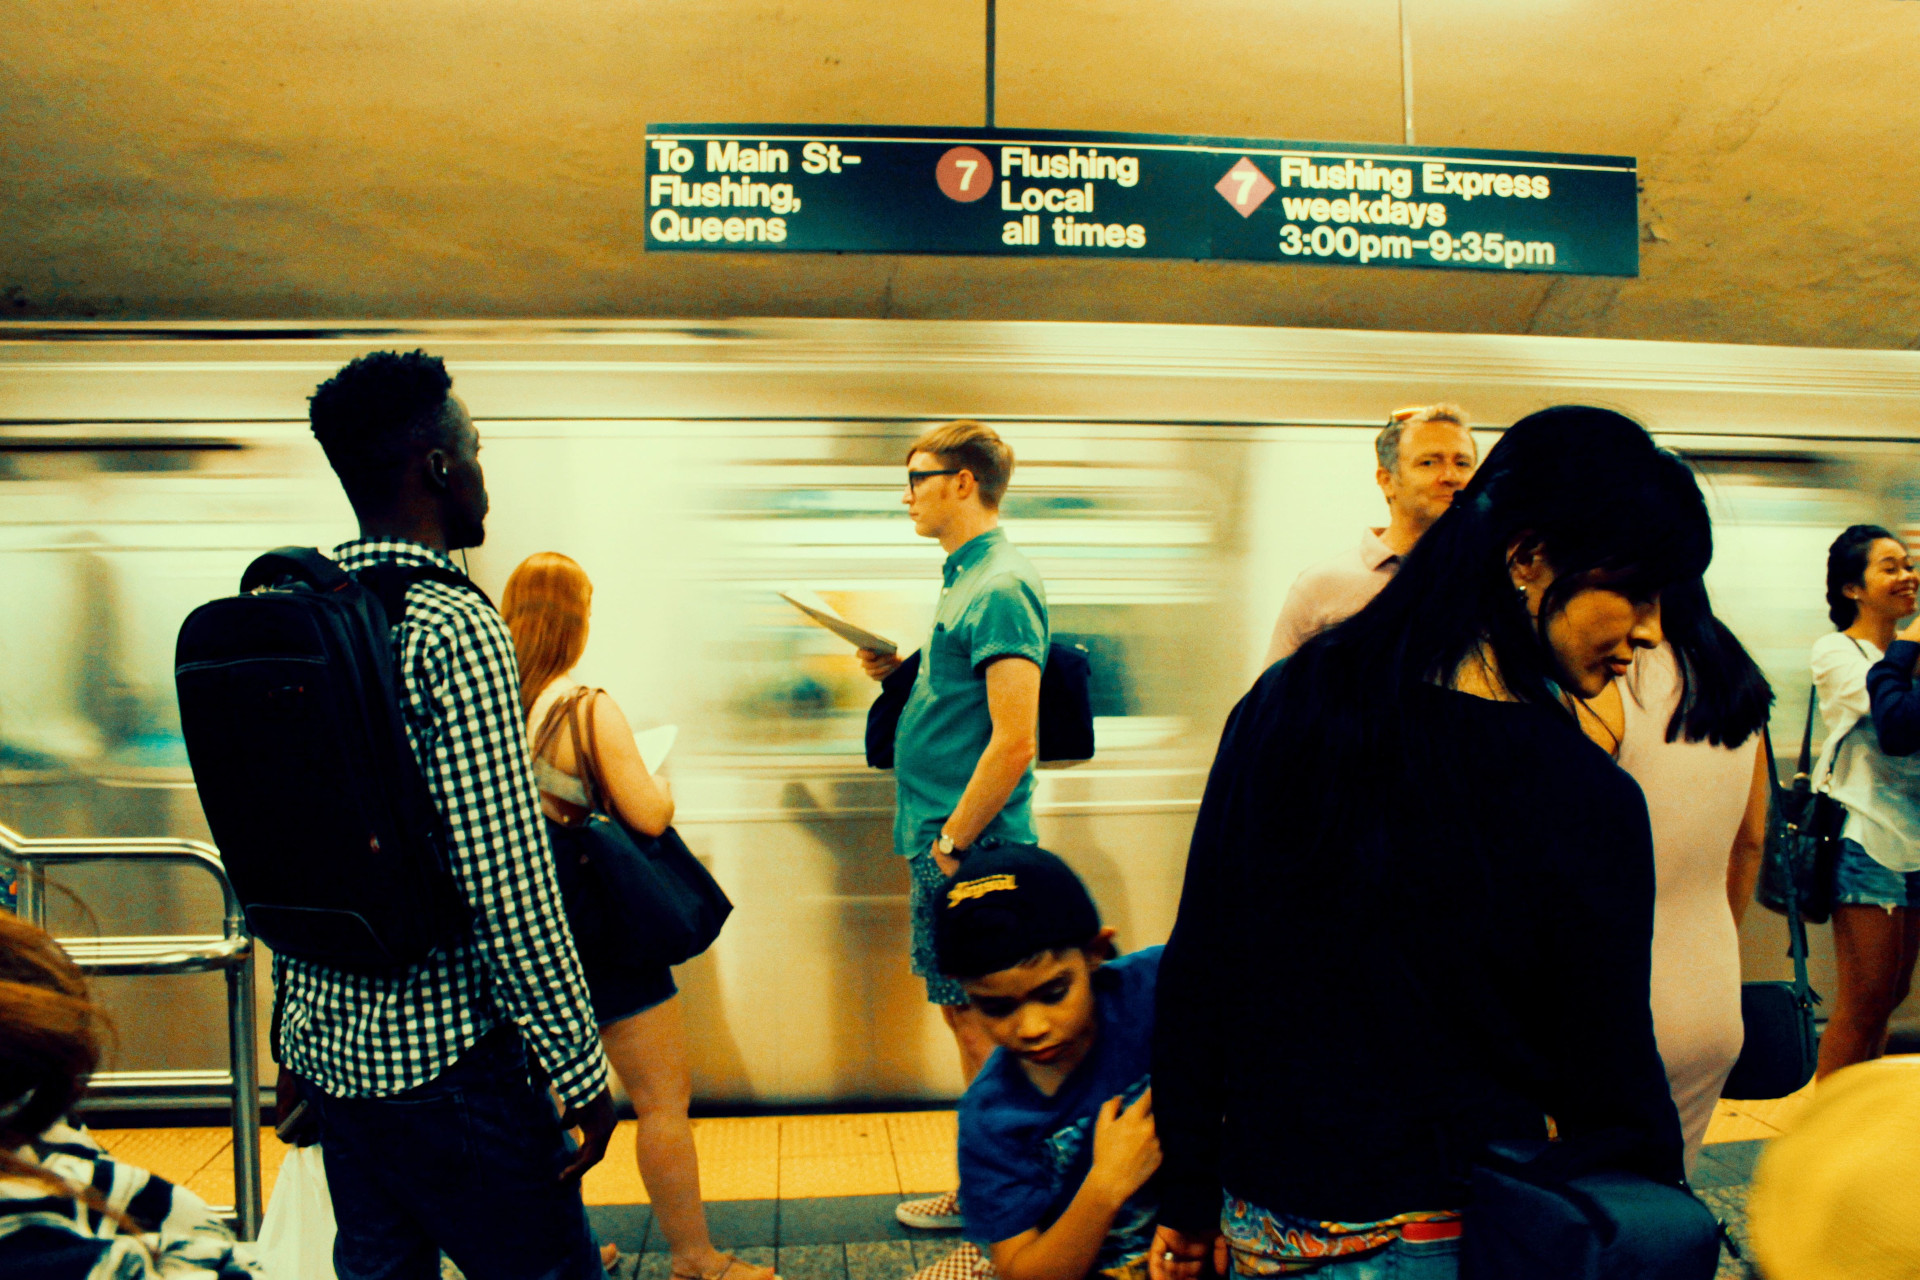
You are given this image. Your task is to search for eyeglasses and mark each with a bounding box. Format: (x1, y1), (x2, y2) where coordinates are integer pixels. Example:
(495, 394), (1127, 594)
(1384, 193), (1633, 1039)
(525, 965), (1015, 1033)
(905, 468), (962, 495)
(1387, 406), (1424, 425)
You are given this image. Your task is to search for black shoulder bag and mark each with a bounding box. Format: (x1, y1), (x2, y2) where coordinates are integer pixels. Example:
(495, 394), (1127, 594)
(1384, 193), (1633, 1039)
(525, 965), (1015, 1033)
(864, 642), (1095, 768)
(1722, 724), (1823, 1100)
(535, 689), (731, 971)
(1756, 688), (1845, 924)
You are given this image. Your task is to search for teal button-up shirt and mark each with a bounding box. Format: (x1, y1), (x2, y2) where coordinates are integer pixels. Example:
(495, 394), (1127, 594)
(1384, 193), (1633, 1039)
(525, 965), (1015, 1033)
(893, 528), (1050, 859)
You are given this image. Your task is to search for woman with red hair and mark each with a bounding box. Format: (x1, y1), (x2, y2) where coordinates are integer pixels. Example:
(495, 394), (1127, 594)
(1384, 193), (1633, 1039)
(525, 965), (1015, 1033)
(502, 552), (772, 1280)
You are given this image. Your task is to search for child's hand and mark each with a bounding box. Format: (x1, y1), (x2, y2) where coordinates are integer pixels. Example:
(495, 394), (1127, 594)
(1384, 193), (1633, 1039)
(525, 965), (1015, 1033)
(1089, 1087), (1161, 1203)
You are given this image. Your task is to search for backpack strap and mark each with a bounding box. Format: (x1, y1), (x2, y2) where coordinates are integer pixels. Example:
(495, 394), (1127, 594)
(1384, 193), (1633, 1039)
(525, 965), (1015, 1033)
(354, 562), (492, 627)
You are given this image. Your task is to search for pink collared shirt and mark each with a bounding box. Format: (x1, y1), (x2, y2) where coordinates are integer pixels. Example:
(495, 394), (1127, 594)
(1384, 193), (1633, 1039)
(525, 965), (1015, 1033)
(1263, 527), (1401, 667)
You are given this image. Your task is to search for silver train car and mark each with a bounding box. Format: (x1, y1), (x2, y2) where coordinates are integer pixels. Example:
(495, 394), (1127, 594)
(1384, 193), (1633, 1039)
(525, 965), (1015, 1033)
(3, 319), (1919, 1109)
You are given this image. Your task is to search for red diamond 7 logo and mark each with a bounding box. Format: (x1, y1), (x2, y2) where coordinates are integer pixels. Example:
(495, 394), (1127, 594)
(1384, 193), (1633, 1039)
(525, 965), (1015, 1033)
(1215, 158), (1276, 217)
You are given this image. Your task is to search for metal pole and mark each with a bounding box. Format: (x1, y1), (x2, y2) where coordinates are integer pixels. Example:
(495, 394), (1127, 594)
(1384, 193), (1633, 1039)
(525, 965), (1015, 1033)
(985, 0), (997, 129)
(1398, 0), (1416, 145)
(227, 957), (263, 1239)
(17, 864), (46, 928)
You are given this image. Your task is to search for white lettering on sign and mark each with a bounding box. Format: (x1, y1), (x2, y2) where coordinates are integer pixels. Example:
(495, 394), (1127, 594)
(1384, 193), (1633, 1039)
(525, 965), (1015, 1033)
(705, 141), (790, 173)
(1278, 155), (1413, 198)
(1278, 195), (1445, 228)
(1049, 216), (1146, 249)
(1421, 162), (1549, 200)
(649, 174), (800, 215)
(998, 147), (1139, 187)
(801, 142), (860, 173)
(999, 182), (1095, 213)
(650, 209), (787, 243)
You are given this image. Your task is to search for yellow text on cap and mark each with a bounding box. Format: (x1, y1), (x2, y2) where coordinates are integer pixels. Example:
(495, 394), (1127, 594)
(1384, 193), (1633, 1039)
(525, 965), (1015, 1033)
(948, 874), (1018, 906)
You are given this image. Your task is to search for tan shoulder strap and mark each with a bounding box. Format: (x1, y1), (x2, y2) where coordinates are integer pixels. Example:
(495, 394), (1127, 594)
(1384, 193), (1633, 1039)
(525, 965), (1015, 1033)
(531, 686), (590, 769)
(569, 688), (609, 813)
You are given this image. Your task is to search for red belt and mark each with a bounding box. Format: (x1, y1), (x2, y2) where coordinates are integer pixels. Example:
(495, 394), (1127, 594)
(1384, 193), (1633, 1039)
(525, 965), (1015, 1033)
(1400, 1220), (1463, 1243)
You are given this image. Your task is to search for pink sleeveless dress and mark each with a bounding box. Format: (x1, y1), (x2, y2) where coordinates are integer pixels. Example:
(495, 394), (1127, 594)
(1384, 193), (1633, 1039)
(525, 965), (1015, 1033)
(1615, 643), (1754, 1174)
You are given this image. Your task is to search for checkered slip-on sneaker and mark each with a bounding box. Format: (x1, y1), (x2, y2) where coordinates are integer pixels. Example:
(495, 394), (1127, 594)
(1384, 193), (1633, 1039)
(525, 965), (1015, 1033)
(894, 1189), (964, 1230)
(907, 1242), (995, 1280)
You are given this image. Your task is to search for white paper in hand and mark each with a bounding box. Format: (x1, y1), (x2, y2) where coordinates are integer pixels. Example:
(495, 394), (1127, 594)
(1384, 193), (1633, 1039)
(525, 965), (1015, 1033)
(633, 724), (678, 774)
(778, 587), (898, 655)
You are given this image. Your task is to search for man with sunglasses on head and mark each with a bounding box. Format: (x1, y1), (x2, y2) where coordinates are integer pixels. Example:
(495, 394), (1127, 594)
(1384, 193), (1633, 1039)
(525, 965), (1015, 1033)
(1262, 403), (1476, 667)
(858, 421), (1049, 1243)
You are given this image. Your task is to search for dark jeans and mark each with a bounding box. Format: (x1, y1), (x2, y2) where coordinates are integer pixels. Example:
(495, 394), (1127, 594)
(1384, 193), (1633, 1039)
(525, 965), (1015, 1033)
(315, 1026), (602, 1280)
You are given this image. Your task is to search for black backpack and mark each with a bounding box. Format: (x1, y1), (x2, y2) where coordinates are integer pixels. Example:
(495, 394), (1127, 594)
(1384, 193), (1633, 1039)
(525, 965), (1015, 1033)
(174, 547), (475, 971)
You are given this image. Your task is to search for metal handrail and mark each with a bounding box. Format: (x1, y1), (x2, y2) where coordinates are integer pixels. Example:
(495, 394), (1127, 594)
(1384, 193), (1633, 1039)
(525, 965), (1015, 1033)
(0, 820), (262, 1239)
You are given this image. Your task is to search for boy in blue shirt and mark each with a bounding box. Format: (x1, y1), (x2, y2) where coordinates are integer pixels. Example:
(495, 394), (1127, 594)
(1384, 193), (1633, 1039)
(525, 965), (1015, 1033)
(923, 845), (1162, 1280)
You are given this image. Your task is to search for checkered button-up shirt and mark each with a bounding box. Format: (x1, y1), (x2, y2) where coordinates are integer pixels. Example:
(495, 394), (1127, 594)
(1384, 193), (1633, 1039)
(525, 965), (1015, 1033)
(273, 539), (609, 1105)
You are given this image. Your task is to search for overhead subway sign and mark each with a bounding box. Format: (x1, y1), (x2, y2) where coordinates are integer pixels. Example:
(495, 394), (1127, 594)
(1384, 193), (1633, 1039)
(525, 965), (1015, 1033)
(644, 124), (1638, 277)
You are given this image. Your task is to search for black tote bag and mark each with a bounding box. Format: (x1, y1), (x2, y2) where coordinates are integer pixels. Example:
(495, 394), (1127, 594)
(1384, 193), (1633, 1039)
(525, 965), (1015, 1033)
(536, 688), (732, 971)
(1723, 724), (1822, 1100)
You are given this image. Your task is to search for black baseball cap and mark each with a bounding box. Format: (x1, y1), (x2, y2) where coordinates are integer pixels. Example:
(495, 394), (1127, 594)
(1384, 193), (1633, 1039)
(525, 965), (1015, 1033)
(932, 844), (1102, 979)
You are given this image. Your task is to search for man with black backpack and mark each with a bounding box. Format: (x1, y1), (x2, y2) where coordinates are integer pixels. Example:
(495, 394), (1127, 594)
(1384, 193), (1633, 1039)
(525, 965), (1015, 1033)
(241, 352), (612, 1280)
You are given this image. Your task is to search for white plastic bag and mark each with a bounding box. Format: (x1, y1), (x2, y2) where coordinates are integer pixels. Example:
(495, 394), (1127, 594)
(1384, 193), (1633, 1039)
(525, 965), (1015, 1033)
(255, 1144), (339, 1280)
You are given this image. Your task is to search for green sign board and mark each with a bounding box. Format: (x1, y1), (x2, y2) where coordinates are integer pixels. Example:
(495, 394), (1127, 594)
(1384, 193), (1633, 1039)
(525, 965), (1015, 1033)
(645, 124), (1637, 276)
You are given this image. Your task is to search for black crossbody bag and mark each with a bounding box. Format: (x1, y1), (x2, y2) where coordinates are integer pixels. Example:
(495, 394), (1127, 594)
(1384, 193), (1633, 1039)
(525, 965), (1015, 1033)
(1755, 690), (1846, 925)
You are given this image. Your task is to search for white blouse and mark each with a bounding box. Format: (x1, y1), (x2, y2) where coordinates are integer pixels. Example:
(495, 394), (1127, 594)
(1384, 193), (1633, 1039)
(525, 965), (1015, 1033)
(1811, 631), (1920, 873)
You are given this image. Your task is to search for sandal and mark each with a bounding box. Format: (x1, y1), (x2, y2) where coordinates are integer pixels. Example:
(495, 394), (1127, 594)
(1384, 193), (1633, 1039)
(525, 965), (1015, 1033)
(672, 1254), (780, 1280)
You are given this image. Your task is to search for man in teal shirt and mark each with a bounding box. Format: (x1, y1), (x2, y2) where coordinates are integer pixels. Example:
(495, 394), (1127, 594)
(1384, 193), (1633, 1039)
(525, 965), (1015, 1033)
(860, 419), (1048, 1099)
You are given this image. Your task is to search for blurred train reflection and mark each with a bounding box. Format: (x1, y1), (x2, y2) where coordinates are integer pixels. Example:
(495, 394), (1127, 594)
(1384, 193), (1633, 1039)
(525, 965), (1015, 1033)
(3, 320), (1918, 1107)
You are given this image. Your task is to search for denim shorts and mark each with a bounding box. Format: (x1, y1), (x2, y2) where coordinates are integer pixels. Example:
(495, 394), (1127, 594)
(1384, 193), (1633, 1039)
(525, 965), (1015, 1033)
(1833, 837), (1920, 911)
(1230, 1238), (1458, 1280)
(907, 850), (970, 1007)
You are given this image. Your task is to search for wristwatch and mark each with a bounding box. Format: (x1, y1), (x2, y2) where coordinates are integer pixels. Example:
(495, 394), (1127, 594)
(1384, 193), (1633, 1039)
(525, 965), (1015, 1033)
(936, 832), (962, 858)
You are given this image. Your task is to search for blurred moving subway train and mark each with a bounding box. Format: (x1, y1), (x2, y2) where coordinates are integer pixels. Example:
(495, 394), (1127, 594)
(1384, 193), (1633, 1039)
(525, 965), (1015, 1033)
(4, 318), (1919, 1112)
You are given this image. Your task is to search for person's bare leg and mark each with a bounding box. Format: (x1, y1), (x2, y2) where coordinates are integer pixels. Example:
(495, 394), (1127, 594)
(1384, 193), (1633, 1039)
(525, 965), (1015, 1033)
(1884, 909), (1920, 1057)
(601, 998), (769, 1280)
(941, 1002), (996, 1085)
(1818, 905), (1909, 1079)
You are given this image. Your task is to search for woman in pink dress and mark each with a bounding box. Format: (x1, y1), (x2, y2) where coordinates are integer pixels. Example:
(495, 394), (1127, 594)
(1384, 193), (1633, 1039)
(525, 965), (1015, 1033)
(1613, 579), (1772, 1174)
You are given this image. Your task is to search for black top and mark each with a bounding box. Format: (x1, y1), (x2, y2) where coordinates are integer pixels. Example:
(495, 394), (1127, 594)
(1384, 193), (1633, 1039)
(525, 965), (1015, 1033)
(1152, 672), (1684, 1232)
(1867, 639), (1920, 757)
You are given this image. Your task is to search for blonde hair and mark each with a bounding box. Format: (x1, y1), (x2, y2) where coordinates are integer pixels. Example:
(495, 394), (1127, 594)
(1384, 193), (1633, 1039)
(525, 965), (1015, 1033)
(501, 552), (592, 714)
(906, 420), (1015, 509)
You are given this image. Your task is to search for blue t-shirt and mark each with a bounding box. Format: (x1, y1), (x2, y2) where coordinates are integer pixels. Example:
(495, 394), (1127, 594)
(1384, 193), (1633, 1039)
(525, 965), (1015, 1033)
(957, 946), (1162, 1277)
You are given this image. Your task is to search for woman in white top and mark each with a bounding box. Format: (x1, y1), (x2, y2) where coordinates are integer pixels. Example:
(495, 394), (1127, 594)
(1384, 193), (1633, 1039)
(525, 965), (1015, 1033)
(1612, 578), (1771, 1174)
(503, 552), (775, 1280)
(1811, 525), (1920, 1079)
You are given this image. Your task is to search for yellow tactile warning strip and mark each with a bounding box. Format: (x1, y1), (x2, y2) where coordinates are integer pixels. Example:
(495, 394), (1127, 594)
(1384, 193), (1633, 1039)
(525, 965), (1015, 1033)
(95, 1094), (1789, 1211)
(93, 1112), (955, 1207)
(89, 1127), (294, 1207)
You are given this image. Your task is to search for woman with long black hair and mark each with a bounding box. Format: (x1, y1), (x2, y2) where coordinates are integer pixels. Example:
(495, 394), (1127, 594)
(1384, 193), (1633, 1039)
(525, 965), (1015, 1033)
(1149, 407), (1704, 1280)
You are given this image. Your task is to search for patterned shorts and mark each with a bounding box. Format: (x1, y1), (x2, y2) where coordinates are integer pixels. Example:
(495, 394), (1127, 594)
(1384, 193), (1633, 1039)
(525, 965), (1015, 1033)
(907, 850), (970, 1007)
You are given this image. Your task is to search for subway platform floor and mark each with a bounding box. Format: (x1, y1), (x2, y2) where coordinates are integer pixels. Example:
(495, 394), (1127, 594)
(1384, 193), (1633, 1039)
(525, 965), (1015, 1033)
(90, 1092), (1812, 1280)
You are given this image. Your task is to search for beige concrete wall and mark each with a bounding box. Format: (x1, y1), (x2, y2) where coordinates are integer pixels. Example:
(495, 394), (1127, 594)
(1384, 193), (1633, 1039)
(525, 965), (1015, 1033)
(4, 0), (1918, 347)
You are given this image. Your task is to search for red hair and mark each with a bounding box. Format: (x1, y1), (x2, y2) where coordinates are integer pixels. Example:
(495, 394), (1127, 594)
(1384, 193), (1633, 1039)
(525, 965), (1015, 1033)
(501, 552), (593, 713)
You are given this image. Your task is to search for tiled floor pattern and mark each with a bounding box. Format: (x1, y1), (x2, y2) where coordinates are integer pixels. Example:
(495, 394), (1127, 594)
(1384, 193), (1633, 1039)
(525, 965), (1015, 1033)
(93, 1095), (1802, 1279)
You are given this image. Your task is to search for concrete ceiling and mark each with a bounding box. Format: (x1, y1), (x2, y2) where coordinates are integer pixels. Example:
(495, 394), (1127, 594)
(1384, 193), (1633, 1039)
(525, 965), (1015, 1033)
(2, 1), (1917, 349)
